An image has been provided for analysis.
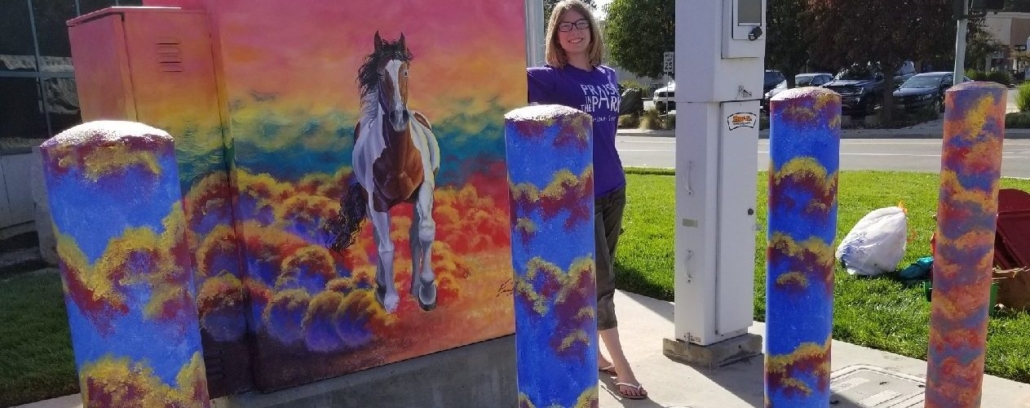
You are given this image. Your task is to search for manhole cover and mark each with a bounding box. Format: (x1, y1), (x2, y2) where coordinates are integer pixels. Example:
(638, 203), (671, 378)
(829, 365), (926, 407)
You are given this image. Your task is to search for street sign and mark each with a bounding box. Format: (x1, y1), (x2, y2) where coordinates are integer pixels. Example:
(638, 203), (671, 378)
(664, 51), (674, 74)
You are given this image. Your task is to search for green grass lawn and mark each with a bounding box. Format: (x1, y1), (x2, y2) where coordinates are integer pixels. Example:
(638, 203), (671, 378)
(1, 170), (1028, 406)
(0, 269), (77, 407)
(617, 169), (1030, 384)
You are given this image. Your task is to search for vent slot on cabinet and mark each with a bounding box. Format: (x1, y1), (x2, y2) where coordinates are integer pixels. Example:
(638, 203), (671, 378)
(156, 37), (183, 73)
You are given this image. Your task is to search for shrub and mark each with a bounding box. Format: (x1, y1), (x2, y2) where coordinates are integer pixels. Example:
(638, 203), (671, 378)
(987, 71), (1012, 86)
(663, 113), (676, 130)
(966, 70), (989, 81)
(913, 106), (941, 123)
(618, 114), (640, 128)
(639, 109), (663, 130)
(1017, 83), (1030, 112)
(1005, 112), (1030, 128)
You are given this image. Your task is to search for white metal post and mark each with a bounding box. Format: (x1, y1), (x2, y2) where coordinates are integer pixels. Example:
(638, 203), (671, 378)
(525, 0), (545, 68)
(954, 0), (968, 85)
(664, 0), (765, 366)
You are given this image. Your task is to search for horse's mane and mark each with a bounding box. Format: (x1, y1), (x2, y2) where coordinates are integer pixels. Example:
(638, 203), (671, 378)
(357, 35), (414, 102)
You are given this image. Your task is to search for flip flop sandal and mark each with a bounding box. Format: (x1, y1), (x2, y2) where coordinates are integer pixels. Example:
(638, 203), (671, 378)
(615, 382), (648, 400)
(599, 365), (617, 376)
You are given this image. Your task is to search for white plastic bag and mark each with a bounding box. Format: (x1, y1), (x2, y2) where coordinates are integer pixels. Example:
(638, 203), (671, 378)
(835, 205), (908, 276)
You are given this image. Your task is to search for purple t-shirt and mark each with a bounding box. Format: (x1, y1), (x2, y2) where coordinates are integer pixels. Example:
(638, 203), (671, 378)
(527, 64), (626, 197)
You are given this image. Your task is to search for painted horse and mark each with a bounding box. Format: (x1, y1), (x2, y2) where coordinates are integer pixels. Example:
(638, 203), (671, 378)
(324, 32), (440, 313)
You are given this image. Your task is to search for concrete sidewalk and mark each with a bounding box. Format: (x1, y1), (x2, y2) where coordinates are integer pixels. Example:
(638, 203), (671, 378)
(598, 291), (1030, 408)
(16, 290), (1030, 408)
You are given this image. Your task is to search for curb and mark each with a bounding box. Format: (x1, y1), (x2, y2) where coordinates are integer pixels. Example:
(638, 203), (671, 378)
(617, 129), (1030, 140)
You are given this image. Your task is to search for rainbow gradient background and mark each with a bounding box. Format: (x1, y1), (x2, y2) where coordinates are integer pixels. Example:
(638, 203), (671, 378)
(71, 0), (527, 394)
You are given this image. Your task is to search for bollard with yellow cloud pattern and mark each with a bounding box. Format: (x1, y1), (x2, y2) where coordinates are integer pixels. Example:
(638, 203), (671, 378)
(40, 121), (210, 407)
(765, 87), (841, 408)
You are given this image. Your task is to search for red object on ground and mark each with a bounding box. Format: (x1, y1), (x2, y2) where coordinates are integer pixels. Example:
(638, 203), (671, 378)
(995, 188), (1030, 270)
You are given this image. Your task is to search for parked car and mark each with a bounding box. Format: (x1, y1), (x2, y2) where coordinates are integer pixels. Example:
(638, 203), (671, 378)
(653, 81), (675, 113)
(892, 72), (969, 113)
(762, 72), (834, 112)
(795, 72), (834, 87)
(761, 70), (787, 112)
(823, 61), (916, 116)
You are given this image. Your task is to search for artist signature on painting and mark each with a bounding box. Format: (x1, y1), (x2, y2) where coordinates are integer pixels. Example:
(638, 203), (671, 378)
(497, 278), (514, 297)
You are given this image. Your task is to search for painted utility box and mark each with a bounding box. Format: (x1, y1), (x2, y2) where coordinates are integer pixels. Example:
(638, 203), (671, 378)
(67, 0), (527, 398)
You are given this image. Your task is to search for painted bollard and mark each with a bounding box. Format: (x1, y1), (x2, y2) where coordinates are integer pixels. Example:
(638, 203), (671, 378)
(40, 121), (210, 407)
(925, 81), (1006, 408)
(765, 88), (841, 408)
(504, 105), (598, 408)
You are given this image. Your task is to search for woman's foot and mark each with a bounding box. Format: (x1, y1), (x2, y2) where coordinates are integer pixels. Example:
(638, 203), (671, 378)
(599, 328), (648, 400)
(598, 354), (617, 376)
(615, 381), (648, 400)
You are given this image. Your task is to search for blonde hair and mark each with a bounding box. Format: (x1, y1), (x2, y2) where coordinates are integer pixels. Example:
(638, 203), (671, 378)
(544, 0), (604, 68)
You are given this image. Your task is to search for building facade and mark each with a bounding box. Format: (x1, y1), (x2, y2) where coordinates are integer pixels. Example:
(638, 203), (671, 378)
(983, 11), (1030, 74)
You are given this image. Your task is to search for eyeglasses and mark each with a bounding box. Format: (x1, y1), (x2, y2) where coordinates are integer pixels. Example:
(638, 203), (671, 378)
(558, 19), (590, 32)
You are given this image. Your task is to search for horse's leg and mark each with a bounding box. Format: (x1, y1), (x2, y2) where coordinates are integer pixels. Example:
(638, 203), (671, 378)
(409, 183), (437, 311)
(369, 207), (399, 313)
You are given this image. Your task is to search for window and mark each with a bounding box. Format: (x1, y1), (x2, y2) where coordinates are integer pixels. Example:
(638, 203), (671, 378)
(0, 0), (142, 141)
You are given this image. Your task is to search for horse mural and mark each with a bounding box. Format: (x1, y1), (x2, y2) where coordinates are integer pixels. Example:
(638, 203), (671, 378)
(324, 32), (441, 313)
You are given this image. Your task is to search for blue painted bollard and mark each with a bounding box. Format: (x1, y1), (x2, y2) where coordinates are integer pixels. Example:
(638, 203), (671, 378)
(765, 88), (841, 407)
(40, 121), (210, 407)
(504, 105), (598, 408)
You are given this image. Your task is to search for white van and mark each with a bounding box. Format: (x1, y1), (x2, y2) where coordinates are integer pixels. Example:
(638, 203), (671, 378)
(653, 81), (675, 113)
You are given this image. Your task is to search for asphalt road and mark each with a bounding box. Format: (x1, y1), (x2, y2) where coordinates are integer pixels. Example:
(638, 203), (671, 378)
(642, 80), (1020, 113)
(616, 136), (1030, 178)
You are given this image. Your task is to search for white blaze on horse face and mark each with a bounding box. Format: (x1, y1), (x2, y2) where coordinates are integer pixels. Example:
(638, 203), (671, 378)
(384, 59), (409, 132)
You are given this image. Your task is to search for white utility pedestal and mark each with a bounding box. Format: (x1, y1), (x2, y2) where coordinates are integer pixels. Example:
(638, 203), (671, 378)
(662, 0), (766, 369)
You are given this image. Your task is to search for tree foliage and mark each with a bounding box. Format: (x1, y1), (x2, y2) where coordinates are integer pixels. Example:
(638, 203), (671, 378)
(966, 18), (1008, 70)
(807, 0), (954, 121)
(543, 0), (598, 22)
(766, 0), (813, 87)
(603, 0), (675, 79)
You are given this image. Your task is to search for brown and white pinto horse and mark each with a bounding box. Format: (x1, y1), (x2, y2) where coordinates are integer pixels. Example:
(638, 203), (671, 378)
(325, 32), (440, 313)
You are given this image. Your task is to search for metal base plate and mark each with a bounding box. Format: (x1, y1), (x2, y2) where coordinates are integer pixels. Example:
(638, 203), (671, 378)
(830, 365), (927, 407)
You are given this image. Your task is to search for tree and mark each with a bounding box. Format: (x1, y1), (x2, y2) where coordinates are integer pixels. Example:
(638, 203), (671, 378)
(603, 0), (675, 79)
(543, 0), (598, 22)
(807, 0), (954, 122)
(966, 18), (1007, 71)
(766, 0), (813, 87)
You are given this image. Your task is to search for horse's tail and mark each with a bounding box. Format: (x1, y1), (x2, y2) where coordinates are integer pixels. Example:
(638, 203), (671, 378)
(324, 181), (369, 252)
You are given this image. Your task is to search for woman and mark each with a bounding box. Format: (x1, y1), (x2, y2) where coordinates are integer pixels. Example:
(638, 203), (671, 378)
(526, 0), (647, 401)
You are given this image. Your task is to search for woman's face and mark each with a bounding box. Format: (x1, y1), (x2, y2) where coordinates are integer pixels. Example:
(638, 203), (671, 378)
(556, 9), (591, 57)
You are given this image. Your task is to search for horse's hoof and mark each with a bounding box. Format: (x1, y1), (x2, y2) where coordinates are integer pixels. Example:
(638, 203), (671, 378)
(416, 281), (437, 312)
(383, 295), (399, 313)
(375, 285), (399, 313)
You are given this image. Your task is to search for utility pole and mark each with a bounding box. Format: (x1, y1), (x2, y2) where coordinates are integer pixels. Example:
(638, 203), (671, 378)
(955, 0), (1007, 85)
(954, 0), (968, 86)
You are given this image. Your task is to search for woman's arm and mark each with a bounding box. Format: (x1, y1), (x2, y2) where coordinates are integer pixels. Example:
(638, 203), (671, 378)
(527, 67), (557, 105)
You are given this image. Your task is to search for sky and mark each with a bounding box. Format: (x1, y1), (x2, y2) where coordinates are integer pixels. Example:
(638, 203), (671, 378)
(595, 0), (612, 20)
